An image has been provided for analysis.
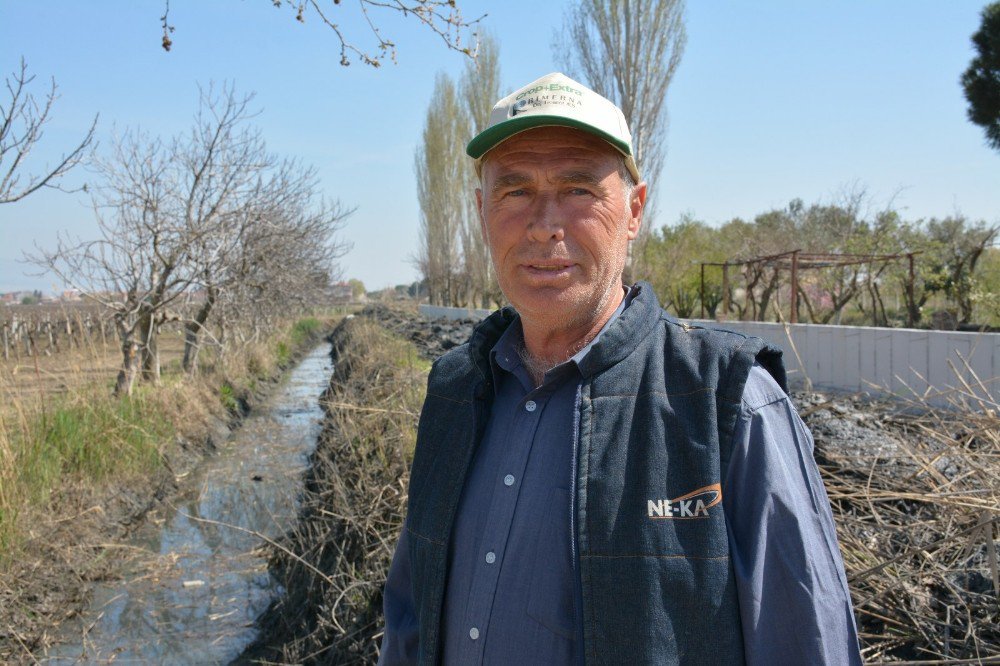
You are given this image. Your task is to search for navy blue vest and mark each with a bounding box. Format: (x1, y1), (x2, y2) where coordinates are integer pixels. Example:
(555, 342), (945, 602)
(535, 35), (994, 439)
(406, 283), (786, 665)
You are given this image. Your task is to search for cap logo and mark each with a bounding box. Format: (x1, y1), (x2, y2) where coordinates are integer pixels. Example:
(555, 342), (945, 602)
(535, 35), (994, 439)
(508, 90), (585, 119)
(515, 82), (584, 101)
(467, 72), (640, 181)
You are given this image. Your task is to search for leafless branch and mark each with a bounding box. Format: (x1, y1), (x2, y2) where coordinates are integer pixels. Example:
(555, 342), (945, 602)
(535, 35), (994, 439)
(0, 58), (97, 204)
(158, 0), (483, 66)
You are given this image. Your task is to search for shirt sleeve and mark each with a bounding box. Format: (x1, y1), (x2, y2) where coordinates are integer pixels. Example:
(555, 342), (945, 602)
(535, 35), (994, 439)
(723, 364), (862, 666)
(378, 523), (420, 665)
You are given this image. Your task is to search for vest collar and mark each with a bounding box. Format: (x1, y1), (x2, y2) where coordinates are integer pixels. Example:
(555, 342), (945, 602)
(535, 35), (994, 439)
(575, 281), (664, 378)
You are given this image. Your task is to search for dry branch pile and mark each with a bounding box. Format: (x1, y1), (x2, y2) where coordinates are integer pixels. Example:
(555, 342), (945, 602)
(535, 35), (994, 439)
(803, 388), (999, 662)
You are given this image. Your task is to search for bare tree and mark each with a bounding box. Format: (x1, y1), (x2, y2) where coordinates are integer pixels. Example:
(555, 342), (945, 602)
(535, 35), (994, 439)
(554, 0), (686, 232)
(460, 33), (502, 308)
(415, 73), (464, 305)
(1, 58), (97, 205)
(159, 0), (482, 67)
(31, 130), (192, 395)
(184, 163), (351, 371)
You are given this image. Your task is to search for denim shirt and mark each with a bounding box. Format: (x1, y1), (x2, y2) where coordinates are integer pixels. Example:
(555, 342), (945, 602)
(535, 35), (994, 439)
(380, 282), (861, 665)
(439, 289), (634, 664)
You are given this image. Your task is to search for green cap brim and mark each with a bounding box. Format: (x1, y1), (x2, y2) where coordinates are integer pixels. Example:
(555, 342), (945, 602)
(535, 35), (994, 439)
(466, 114), (633, 160)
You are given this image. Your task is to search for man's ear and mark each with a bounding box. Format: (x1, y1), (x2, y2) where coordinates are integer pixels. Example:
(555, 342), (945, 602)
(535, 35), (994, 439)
(627, 182), (648, 240)
(476, 188), (487, 240)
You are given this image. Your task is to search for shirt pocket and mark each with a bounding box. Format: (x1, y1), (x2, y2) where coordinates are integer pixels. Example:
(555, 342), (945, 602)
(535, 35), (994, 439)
(526, 487), (575, 640)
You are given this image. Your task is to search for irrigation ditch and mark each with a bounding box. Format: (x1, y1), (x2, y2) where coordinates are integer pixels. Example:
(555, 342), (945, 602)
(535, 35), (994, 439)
(0, 322), (334, 663)
(242, 305), (998, 664)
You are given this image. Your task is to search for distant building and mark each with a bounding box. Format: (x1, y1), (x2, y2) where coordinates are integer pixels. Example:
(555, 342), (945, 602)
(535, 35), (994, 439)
(0, 290), (43, 305)
(330, 282), (354, 304)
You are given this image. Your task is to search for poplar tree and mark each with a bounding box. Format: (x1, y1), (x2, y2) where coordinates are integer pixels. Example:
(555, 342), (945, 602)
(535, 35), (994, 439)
(554, 0), (687, 230)
(415, 74), (465, 305)
(460, 33), (502, 308)
(416, 35), (502, 308)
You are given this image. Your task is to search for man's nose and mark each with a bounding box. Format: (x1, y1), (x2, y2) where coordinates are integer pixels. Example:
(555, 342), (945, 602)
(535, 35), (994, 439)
(526, 194), (565, 242)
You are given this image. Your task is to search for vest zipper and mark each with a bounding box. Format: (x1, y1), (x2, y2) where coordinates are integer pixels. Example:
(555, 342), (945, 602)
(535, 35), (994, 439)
(571, 381), (586, 666)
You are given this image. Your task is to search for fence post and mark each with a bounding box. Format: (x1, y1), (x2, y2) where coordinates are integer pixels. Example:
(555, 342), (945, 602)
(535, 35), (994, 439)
(790, 250), (800, 324)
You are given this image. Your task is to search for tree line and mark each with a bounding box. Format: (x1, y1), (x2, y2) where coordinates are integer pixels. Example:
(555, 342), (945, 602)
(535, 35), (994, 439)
(415, 0), (1000, 331)
(642, 195), (999, 328)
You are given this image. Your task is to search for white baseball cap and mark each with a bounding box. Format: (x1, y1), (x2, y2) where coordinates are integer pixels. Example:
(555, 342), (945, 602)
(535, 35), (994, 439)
(466, 72), (640, 182)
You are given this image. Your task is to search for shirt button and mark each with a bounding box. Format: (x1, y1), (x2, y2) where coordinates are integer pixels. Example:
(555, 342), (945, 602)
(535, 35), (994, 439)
(525, 400), (537, 412)
(503, 474), (515, 486)
(469, 627), (480, 640)
(485, 551), (496, 564)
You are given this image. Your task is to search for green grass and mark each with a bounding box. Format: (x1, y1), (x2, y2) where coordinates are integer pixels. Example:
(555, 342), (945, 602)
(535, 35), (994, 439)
(275, 317), (324, 367)
(219, 383), (239, 413)
(1, 390), (170, 557)
(20, 394), (167, 494)
(1, 313), (336, 562)
(290, 317), (322, 347)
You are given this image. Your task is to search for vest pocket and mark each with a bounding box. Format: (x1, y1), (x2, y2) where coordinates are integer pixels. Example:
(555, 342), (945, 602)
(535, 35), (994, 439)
(527, 487), (575, 640)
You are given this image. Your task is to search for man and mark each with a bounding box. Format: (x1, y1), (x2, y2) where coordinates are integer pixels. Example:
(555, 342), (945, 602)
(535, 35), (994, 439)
(380, 72), (861, 665)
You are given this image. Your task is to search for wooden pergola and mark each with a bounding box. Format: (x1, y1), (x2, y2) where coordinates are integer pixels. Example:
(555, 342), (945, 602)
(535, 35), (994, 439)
(699, 250), (920, 324)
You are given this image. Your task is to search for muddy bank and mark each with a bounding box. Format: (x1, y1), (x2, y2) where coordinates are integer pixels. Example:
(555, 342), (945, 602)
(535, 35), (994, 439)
(0, 326), (331, 663)
(245, 306), (999, 663)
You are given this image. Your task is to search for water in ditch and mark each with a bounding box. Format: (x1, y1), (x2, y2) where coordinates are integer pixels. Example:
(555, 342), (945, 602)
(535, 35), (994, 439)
(42, 343), (332, 665)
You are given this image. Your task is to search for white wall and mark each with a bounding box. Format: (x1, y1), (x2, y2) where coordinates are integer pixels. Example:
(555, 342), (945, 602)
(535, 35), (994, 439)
(690, 320), (1000, 408)
(418, 305), (1000, 408)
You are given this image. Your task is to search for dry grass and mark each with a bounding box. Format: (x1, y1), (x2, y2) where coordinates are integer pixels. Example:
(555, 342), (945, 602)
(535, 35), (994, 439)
(807, 376), (999, 663)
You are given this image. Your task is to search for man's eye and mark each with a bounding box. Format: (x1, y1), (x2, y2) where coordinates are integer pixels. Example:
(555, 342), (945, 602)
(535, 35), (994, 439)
(506, 189), (526, 197)
(569, 187), (593, 196)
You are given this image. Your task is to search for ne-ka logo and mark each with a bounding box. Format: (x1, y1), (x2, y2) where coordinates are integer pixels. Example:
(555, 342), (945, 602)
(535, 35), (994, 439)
(647, 483), (722, 520)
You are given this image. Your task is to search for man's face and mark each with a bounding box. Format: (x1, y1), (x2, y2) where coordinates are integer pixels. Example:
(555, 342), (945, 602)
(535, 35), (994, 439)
(477, 126), (646, 333)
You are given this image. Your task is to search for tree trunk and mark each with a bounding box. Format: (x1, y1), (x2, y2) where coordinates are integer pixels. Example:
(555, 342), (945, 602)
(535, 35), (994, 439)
(183, 288), (216, 373)
(115, 336), (140, 397)
(756, 271), (781, 322)
(138, 311), (160, 384)
(902, 276), (924, 327)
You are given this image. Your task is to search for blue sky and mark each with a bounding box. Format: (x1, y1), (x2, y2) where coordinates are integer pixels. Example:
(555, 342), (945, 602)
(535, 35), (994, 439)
(1, 1), (998, 293)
